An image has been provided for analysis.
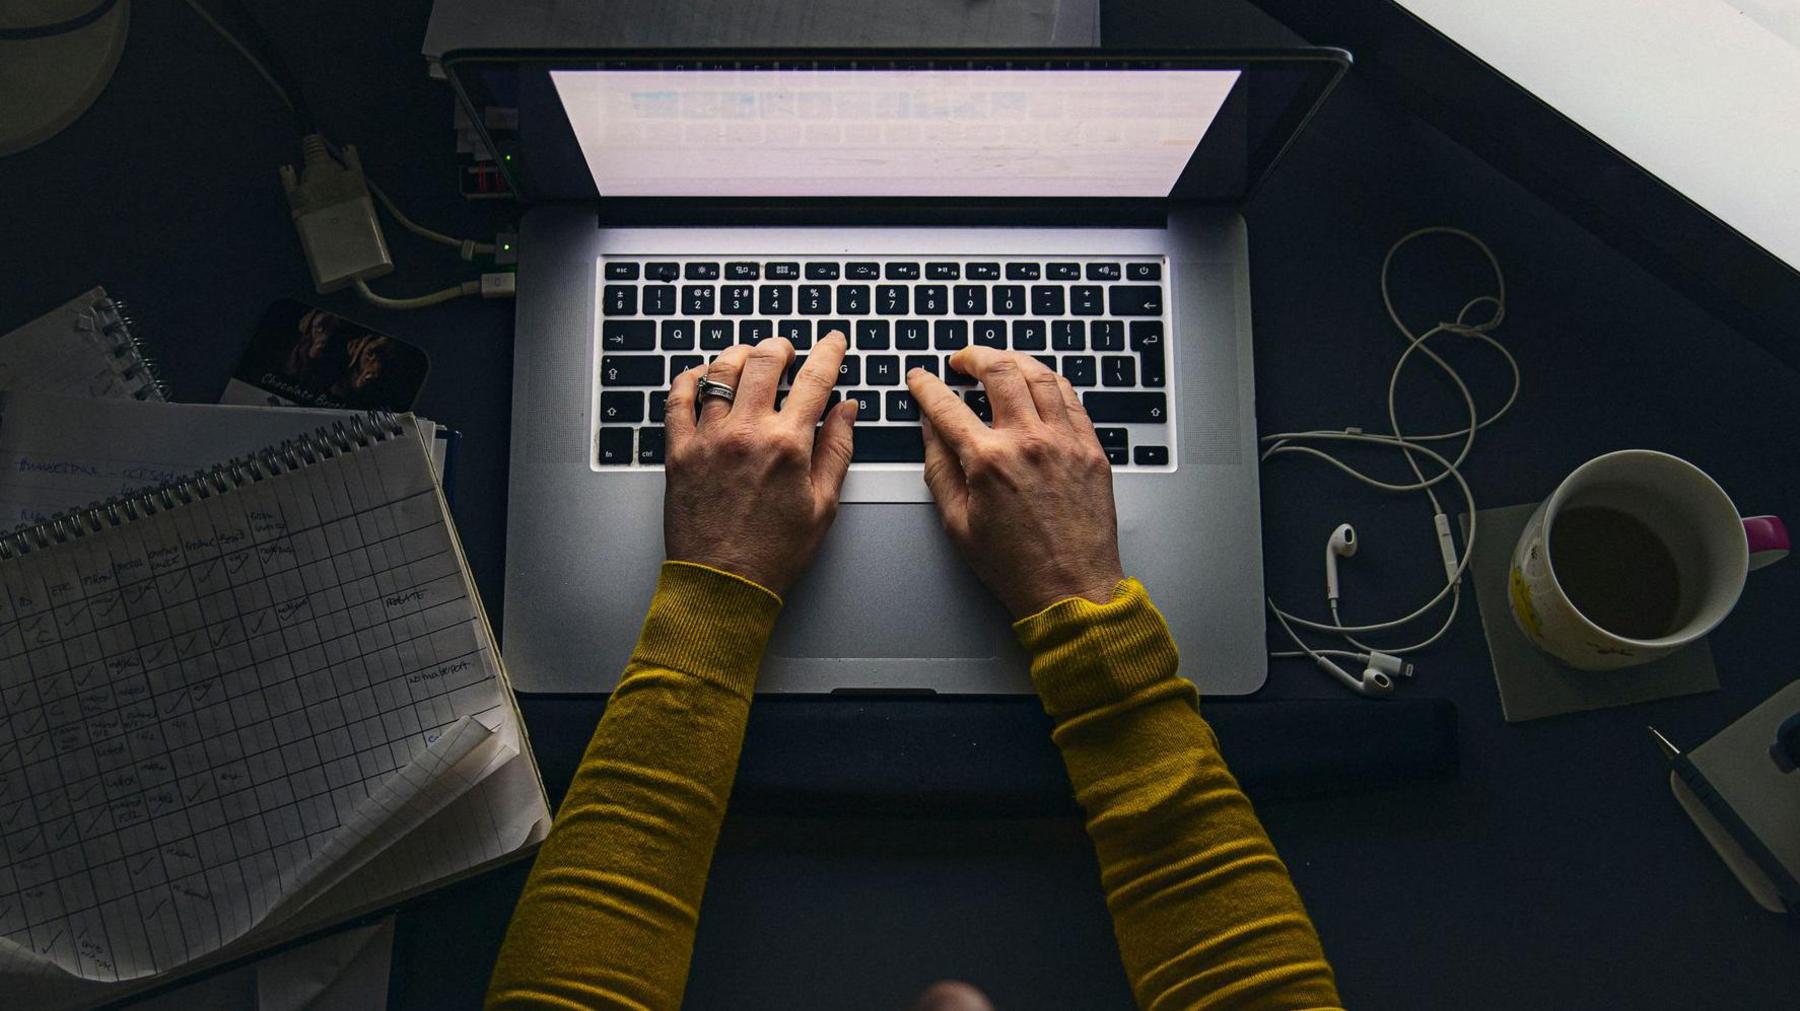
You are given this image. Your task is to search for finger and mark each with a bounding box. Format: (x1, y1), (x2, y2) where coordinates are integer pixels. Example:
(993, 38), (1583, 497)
(1058, 375), (1098, 443)
(736, 336), (794, 416)
(1018, 353), (1072, 430)
(699, 344), (751, 425)
(907, 366), (986, 454)
(665, 364), (703, 451)
(811, 398), (858, 504)
(784, 329), (848, 424)
(948, 346), (1037, 428)
(920, 417), (970, 535)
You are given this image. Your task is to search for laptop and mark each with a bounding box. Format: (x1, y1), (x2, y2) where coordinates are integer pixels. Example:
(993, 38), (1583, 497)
(444, 49), (1348, 695)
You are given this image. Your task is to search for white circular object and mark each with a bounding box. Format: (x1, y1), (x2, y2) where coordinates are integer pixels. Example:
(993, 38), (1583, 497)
(0, 0), (131, 157)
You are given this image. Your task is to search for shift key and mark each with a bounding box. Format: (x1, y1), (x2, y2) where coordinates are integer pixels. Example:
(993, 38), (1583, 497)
(1083, 391), (1168, 423)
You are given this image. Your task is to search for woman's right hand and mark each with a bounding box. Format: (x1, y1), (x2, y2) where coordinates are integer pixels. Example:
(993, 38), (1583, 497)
(905, 347), (1126, 618)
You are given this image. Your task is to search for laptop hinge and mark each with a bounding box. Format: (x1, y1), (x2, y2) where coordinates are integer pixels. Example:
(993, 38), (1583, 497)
(592, 198), (1174, 230)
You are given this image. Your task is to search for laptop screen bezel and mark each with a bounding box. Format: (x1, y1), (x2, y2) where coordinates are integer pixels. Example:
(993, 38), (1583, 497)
(441, 48), (1350, 213)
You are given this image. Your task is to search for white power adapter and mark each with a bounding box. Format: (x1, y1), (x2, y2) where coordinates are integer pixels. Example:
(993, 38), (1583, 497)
(280, 135), (393, 293)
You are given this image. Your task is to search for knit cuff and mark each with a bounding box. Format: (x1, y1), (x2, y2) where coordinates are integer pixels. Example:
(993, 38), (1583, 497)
(626, 561), (783, 696)
(1012, 578), (1184, 720)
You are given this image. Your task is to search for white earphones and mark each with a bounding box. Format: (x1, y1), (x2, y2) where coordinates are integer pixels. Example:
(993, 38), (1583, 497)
(1324, 523), (1357, 603)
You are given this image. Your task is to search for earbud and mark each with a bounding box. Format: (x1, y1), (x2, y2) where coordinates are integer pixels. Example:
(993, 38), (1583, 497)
(1324, 523), (1357, 603)
(1313, 654), (1396, 697)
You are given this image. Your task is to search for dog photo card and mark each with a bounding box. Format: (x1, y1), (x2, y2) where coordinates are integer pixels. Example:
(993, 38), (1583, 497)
(222, 300), (429, 412)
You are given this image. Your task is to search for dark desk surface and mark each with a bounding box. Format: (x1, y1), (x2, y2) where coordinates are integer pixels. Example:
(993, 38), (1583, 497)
(5, 1), (1797, 1007)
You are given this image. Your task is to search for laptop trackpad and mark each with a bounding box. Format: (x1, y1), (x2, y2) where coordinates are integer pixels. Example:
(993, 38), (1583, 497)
(770, 504), (1002, 660)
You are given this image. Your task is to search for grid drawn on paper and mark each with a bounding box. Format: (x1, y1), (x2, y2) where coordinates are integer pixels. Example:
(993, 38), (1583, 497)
(0, 428), (505, 982)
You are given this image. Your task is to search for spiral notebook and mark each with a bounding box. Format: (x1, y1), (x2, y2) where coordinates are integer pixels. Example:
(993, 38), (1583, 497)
(0, 413), (550, 1008)
(0, 288), (167, 402)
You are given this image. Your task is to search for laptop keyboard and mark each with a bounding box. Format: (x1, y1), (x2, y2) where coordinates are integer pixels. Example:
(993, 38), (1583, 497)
(594, 257), (1173, 469)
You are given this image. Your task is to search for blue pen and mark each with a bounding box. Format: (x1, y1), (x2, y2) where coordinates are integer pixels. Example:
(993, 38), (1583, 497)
(1651, 725), (1800, 916)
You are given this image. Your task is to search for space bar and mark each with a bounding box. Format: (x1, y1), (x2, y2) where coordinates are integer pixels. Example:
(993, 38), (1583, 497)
(851, 426), (925, 462)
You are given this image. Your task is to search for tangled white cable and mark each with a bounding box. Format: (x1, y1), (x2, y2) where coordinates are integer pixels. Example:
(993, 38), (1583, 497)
(1262, 227), (1517, 697)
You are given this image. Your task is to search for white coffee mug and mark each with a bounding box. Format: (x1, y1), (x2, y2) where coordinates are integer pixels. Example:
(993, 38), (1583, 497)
(1509, 450), (1789, 670)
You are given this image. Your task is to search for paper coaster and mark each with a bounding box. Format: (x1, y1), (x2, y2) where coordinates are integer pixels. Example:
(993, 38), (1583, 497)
(1461, 503), (1719, 723)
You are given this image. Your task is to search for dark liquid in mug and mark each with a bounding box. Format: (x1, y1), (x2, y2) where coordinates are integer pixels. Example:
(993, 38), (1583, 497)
(1548, 506), (1683, 640)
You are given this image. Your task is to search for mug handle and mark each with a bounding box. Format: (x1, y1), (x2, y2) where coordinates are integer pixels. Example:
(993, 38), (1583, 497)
(1745, 515), (1790, 570)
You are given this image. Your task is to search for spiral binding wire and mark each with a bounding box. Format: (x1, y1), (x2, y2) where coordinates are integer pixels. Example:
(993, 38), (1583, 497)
(0, 412), (404, 560)
(98, 297), (171, 401)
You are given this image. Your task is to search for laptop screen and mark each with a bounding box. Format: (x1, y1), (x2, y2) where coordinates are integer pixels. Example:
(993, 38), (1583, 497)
(548, 68), (1240, 198)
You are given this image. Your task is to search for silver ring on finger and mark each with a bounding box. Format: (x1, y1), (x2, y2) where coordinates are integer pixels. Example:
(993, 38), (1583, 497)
(697, 377), (737, 404)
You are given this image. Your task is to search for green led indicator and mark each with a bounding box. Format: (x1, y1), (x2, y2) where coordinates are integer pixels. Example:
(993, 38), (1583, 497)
(503, 243), (513, 251)
(504, 154), (513, 162)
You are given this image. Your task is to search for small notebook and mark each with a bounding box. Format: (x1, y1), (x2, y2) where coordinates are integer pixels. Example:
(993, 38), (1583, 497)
(0, 413), (550, 1008)
(0, 288), (168, 402)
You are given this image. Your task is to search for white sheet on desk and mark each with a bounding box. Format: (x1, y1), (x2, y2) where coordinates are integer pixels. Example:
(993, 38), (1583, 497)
(423, 0), (1099, 72)
(0, 392), (440, 530)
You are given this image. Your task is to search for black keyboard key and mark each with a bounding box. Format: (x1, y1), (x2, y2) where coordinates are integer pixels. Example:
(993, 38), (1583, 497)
(1005, 262), (1041, 280)
(1109, 285), (1163, 316)
(766, 262), (801, 280)
(1070, 286), (1104, 315)
(1083, 391), (1167, 423)
(805, 262), (840, 280)
(670, 354), (704, 377)
(848, 390), (880, 421)
(1034, 357), (1058, 373)
(884, 262), (921, 280)
(683, 284), (716, 315)
(1062, 356), (1096, 387)
(846, 262), (880, 280)
(973, 320), (1007, 349)
(1012, 320), (1047, 351)
(1096, 428), (1128, 449)
(1128, 320), (1163, 351)
(601, 355), (663, 386)
(699, 320), (733, 349)
(602, 320), (655, 351)
(1134, 445), (1169, 466)
(603, 285), (637, 316)
(905, 355), (938, 377)
(739, 320), (773, 344)
(598, 427), (633, 465)
(895, 320), (929, 350)
(953, 285), (986, 315)
(886, 391), (919, 421)
(1104, 446), (1128, 466)
(1030, 285), (1065, 316)
(1046, 262), (1081, 280)
(605, 262), (639, 280)
(650, 391), (669, 423)
(722, 285), (755, 315)
(685, 262), (721, 280)
(945, 362), (977, 387)
(1091, 320), (1125, 351)
(643, 285), (677, 315)
(1102, 355), (1137, 387)
(852, 426), (925, 462)
(914, 285), (948, 316)
(992, 285), (1026, 315)
(645, 262), (680, 281)
(638, 427), (667, 464)
(876, 285), (909, 315)
(759, 285), (793, 315)
(726, 262), (759, 280)
(1052, 320), (1085, 351)
(1127, 262), (1161, 281)
(1085, 262), (1121, 281)
(867, 355), (901, 386)
(965, 390), (993, 421)
(778, 319), (812, 349)
(836, 284), (870, 315)
(925, 262), (960, 279)
(1132, 320), (1166, 387)
(820, 320), (851, 344)
(934, 320), (969, 350)
(600, 390), (644, 423)
(799, 285), (832, 314)
(660, 320), (696, 350)
(856, 320), (891, 350)
(966, 262), (1001, 280)
(838, 355), (861, 385)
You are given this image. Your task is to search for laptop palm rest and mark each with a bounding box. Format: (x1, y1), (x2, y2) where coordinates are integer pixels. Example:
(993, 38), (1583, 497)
(770, 504), (1004, 661)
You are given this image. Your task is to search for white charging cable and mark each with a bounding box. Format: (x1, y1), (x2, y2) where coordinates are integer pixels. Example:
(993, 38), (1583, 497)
(1263, 227), (1517, 695)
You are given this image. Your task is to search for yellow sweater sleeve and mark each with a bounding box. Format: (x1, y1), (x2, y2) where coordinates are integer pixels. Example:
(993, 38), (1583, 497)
(1015, 579), (1342, 1011)
(486, 561), (780, 1011)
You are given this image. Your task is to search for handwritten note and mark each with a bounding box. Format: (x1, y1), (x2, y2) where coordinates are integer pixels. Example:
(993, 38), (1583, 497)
(0, 418), (510, 983)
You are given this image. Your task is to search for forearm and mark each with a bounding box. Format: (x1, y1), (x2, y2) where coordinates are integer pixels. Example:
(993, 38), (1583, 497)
(1018, 580), (1341, 1011)
(487, 562), (780, 1011)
